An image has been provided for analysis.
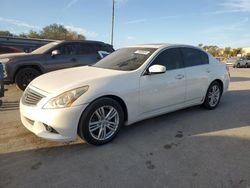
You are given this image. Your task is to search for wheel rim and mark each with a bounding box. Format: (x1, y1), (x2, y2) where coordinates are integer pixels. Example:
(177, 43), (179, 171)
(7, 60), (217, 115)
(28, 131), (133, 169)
(208, 85), (220, 107)
(89, 106), (119, 141)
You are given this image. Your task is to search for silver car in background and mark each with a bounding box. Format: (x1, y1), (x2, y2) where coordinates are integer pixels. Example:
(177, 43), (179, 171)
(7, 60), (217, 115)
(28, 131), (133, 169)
(227, 57), (248, 68)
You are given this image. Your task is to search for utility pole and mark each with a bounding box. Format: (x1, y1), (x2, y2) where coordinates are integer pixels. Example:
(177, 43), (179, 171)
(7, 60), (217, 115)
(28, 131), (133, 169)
(111, 0), (115, 46)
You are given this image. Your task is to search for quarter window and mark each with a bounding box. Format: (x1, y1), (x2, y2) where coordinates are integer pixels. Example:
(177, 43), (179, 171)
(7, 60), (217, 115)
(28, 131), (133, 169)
(79, 44), (97, 54)
(151, 48), (184, 70)
(181, 48), (209, 67)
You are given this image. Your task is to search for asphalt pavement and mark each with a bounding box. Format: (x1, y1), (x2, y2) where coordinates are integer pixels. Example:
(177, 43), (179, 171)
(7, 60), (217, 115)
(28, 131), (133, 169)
(0, 67), (250, 188)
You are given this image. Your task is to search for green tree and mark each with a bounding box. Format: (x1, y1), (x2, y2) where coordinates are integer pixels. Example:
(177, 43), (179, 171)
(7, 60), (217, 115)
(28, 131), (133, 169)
(40, 24), (68, 40)
(202, 45), (220, 57)
(66, 30), (86, 40)
(231, 48), (244, 56)
(1, 24), (86, 40)
(223, 47), (231, 58)
(0, 30), (14, 36)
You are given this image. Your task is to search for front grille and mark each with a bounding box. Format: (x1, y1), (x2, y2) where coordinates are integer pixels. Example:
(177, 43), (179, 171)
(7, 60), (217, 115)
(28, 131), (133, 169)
(23, 88), (45, 106)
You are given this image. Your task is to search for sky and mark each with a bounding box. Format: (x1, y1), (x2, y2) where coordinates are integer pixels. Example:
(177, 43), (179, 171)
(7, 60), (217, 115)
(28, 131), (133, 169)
(0, 0), (250, 48)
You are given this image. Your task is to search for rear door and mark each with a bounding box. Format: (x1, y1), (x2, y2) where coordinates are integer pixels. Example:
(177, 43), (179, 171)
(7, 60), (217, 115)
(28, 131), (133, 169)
(140, 48), (186, 114)
(181, 47), (210, 103)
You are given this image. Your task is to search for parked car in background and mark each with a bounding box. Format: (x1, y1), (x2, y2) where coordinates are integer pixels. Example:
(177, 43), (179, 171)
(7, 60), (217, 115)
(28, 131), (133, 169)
(228, 56), (248, 68)
(226, 57), (238, 66)
(0, 63), (4, 97)
(0, 40), (114, 90)
(20, 44), (230, 145)
(0, 45), (22, 54)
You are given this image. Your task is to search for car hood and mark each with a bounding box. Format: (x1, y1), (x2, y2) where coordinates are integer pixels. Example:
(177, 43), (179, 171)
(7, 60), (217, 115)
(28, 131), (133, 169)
(30, 66), (127, 94)
(0, 52), (28, 59)
(0, 52), (44, 62)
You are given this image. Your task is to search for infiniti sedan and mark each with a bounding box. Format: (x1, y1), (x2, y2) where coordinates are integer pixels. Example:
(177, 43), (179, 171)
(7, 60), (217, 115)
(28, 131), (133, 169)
(20, 44), (230, 145)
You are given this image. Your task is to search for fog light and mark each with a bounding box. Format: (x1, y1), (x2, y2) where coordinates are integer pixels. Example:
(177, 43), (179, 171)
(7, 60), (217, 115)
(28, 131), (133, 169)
(43, 124), (59, 134)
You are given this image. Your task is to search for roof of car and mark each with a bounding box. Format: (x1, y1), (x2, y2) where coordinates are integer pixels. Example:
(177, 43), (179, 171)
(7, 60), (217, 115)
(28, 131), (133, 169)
(61, 40), (109, 44)
(128, 43), (171, 49)
(128, 43), (204, 50)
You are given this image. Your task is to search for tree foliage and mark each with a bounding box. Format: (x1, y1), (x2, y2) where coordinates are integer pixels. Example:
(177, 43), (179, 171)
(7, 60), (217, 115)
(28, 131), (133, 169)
(0, 24), (86, 40)
(198, 44), (244, 58)
(0, 30), (14, 37)
(199, 44), (221, 57)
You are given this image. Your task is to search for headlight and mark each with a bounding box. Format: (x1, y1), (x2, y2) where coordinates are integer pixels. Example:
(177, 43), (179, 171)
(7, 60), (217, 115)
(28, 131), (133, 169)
(0, 58), (10, 63)
(43, 86), (89, 109)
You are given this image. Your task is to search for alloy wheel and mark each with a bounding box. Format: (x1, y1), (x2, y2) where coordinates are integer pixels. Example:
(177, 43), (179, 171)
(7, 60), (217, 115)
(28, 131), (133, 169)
(208, 85), (220, 107)
(88, 106), (119, 141)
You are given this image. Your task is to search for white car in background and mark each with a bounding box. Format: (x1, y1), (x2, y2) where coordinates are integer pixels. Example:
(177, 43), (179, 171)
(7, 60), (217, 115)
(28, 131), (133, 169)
(233, 57), (249, 68)
(227, 56), (248, 68)
(20, 44), (230, 145)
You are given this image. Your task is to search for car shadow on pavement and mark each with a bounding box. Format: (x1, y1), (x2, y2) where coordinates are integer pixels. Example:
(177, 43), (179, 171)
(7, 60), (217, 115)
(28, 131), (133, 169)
(0, 89), (250, 187)
(230, 76), (250, 82)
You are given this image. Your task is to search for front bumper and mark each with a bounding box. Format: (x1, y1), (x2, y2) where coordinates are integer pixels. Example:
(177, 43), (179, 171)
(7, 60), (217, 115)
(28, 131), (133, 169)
(20, 100), (88, 142)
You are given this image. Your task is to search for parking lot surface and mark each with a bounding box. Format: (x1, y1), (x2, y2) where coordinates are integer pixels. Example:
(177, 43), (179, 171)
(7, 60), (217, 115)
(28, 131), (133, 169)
(1, 68), (250, 188)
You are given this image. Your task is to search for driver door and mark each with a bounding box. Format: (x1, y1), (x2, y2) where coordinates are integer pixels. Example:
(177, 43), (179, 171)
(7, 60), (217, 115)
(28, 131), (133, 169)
(45, 43), (79, 72)
(139, 48), (186, 115)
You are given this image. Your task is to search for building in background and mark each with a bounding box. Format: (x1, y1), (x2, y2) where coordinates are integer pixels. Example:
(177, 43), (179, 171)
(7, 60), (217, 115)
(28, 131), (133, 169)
(243, 48), (250, 55)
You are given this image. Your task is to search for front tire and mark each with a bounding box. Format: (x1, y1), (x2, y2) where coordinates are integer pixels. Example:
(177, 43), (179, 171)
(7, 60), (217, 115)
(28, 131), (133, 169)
(78, 98), (124, 145)
(203, 81), (222, 110)
(245, 63), (248, 68)
(15, 67), (40, 91)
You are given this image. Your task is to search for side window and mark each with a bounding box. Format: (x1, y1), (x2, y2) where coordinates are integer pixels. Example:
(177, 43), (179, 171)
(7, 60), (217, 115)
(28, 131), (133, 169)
(151, 48), (184, 70)
(57, 43), (78, 55)
(181, 48), (208, 67)
(79, 43), (97, 55)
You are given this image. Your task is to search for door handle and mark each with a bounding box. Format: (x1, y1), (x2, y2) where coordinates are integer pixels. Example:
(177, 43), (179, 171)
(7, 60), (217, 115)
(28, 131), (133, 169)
(206, 69), (211, 73)
(175, 74), (184, 80)
(71, 58), (77, 62)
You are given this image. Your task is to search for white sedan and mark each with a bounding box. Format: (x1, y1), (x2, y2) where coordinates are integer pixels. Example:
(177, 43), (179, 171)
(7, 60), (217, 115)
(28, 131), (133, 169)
(20, 44), (230, 145)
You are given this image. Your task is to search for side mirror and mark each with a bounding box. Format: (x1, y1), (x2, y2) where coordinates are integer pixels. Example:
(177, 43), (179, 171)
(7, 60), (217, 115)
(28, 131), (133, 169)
(51, 50), (60, 56)
(148, 64), (166, 74)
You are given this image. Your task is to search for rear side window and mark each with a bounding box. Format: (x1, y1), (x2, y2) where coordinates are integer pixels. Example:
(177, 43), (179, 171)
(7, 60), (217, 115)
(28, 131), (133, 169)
(181, 48), (209, 67)
(151, 48), (184, 70)
(79, 43), (97, 54)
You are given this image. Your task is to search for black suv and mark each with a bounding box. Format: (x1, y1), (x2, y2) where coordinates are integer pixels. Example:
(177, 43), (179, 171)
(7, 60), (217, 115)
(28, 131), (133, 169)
(0, 40), (114, 90)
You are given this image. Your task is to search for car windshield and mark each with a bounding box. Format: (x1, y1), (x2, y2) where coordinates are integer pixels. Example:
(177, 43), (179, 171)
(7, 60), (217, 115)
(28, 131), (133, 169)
(31, 42), (60, 54)
(92, 47), (156, 71)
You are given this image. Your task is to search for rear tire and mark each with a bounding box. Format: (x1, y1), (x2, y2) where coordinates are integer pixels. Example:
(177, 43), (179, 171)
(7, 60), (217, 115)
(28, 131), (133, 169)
(15, 67), (40, 91)
(245, 63), (248, 68)
(78, 97), (124, 145)
(203, 81), (222, 110)
(236, 63), (240, 68)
